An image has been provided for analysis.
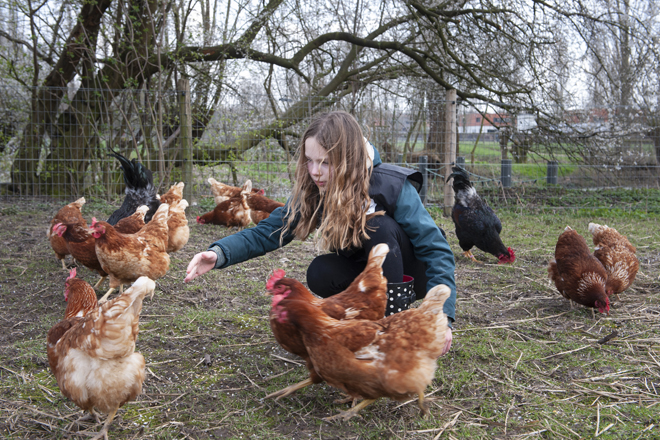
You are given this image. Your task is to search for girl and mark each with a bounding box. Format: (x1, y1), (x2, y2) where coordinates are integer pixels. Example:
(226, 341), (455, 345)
(185, 111), (456, 351)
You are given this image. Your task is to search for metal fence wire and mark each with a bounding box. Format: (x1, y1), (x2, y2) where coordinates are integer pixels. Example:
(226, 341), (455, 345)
(1, 84), (659, 210)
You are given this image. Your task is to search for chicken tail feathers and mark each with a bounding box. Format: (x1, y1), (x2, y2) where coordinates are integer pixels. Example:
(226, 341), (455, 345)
(366, 243), (389, 270)
(416, 284), (451, 315)
(91, 277), (155, 358)
(108, 150), (154, 191)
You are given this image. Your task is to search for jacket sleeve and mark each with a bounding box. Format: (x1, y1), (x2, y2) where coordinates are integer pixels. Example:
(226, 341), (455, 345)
(207, 204), (296, 269)
(393, 181), (457, 323)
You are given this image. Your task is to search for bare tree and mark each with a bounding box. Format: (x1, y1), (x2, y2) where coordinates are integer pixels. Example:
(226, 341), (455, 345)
(3, 0), (659, 194)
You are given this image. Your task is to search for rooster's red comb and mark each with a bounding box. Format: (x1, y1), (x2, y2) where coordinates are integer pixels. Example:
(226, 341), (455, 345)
(266, 269), (286, 291)
(67, 267), (77, 281)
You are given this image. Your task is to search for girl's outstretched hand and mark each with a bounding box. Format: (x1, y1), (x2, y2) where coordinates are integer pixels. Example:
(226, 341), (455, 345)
(184, 251), (218, 282)
(442, 328), (453, 356)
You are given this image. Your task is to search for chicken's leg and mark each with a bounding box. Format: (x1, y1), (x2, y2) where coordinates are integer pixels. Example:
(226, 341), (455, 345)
(323, 398), (377, 422)
(333, 394), (359, 406)
(462, 250), (483, 264)
(93, 276), (107, 289)
(61, 260), (68, 270)
(78, 409), (101, 424)
(90, 407), (117, 440)
(99, 288), (115, 303)
(264, 378), (314, 400)
(417, 391), (436, 417)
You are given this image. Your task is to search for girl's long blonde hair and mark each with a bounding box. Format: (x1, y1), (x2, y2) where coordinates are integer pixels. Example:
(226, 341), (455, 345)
(282, 111), (372, 251)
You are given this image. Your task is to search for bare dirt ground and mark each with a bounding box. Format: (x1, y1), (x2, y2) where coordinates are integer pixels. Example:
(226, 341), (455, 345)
(0, 198), (659, 439)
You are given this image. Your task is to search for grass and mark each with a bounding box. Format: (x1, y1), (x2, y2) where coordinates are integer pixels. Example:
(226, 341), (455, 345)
(0, 192), (659, 439)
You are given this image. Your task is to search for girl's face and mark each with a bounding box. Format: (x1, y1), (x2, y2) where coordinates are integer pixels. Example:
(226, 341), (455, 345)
(305, 136), (330, 190)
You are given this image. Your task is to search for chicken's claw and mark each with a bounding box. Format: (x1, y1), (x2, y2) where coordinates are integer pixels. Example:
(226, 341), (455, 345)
(462, 250), (483, 264)
(323, 398), (377, 422)
(418, 394), (437, 417)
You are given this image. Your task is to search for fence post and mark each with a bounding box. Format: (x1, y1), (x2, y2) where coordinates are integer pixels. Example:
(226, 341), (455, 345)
(177, 79), (193, 203)
(396, 153), (403, 165)
(547, 161), (558, 184)
(456, 156), (465, 168)
(444, 89), (457, 216)
(418, 155), (428, 205)
(501, 159), (512, 188)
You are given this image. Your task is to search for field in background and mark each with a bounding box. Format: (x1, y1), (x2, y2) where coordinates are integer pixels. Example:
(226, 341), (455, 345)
(0, 192), (659, 439)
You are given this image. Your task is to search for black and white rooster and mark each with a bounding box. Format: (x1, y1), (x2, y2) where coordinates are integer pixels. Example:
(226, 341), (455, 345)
(446, 166), (515, 264)
(107, 151), (161, 225)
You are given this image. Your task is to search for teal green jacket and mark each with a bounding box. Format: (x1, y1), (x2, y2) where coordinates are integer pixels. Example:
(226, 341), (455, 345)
(209, 148), (457, 323)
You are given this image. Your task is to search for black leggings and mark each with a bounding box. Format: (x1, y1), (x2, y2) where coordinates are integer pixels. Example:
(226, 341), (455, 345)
(306, 214), (429, 298)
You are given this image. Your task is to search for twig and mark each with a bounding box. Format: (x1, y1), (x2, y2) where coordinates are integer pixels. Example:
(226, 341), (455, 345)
(271, 354), (303, 365)
(597, 331), (618, 344)
(432, 411), (462, 440)
(539, 344), (590, 360)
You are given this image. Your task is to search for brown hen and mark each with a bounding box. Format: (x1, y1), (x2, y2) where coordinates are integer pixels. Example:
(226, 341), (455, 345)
(548, 226), (610, 316)
(207, 177), (263, 205)
(588, 222), (639, 298)
(166, 199), (190, 253)
(197, 181), (252, 228)
(47, 277), (154, 440)
(271, 282), (450, 421)
(90, 203), (170, 301)
(48, 197), (85, 270)
(265, 243), (389, 400)
(53, 208), (108, 289)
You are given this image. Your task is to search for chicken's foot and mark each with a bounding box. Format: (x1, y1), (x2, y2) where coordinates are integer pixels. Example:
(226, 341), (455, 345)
(78, 409), (101, 424)
(66, 409), (101, 432)
(462, 250), (483, 264)
(323, 398), (377, 422)
(90, 407), (117, 440)
(93, 276), (107, 289)
(333, 394), (360, 406)
(264, 378), (314, 400)
(417, 393), (437, 417)
(61, 260), (68, 271)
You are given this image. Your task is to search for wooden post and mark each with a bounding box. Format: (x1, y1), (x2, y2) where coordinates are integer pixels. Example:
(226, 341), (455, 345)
(177, 79), (193, 203)
(418, 155), (428, 205)
(443, 89), (457, 216)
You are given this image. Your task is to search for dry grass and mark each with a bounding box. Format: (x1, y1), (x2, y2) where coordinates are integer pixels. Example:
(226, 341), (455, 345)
(0, 198), (658, 439)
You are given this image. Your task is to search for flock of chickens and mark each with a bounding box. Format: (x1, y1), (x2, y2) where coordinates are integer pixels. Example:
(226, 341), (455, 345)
(444, 165), (639, 316)
(196, 178), (284, 227)
(42, 157), (640, 437)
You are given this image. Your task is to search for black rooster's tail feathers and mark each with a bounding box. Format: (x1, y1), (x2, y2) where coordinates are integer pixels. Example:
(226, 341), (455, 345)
(107, 150), (160, 225)
(108, 150), (154, 190)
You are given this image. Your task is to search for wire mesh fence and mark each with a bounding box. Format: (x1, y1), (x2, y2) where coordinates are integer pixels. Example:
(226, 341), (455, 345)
(1, 84), (659, 212)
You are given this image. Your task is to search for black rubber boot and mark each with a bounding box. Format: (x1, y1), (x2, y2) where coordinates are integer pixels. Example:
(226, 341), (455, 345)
(385, 275), (416, 316)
